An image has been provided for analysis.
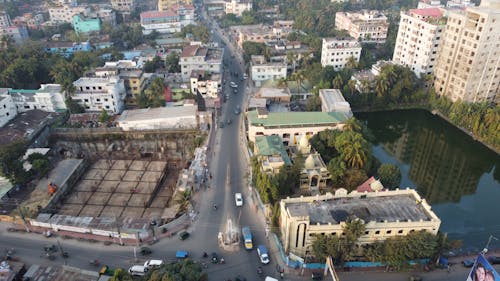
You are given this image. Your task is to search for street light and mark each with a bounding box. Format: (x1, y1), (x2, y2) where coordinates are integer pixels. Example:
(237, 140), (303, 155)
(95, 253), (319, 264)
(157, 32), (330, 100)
(482, 235), (498, 255)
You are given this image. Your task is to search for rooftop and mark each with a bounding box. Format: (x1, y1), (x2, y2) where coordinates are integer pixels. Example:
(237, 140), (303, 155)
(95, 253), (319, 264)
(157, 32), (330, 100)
(140, 10), (177, 19)
(0, 110), (60, 145)
(255, 135), (291, 165)
(256, 87), (291, 99)
(285, 191), (435, 225)
(319, 89), (347, 104)
(117, 106), (196, 123)
(247, 110), (349, 128)
(409, 7), (444, 17)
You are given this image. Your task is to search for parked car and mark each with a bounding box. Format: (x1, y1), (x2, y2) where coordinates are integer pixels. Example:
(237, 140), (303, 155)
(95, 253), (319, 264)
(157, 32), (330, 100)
(488, 256), (500, 264)
(178, 231), (190, 240)
(230, 82), (238, 88)
(235, 193), (243, 206)
(176, 250), (188, 259)
(311, 272), (323, 280)
(409, 275), (422, 281)
(462, 259), (475, 267)
(234, 108), (241, 115)
(144, 259), (163, 269)
(257, 245), (270, 264)
(128, 265), (148, 276)
(227, 119), (232, 125)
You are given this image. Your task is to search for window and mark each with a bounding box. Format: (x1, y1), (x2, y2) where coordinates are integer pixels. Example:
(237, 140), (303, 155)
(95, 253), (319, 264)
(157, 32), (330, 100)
(386, 230), (392, 234)
(375, 230), (380, 235)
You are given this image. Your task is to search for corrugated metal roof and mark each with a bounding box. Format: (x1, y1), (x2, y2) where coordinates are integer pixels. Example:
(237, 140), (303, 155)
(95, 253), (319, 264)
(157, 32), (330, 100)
(247, 110), (348, 127)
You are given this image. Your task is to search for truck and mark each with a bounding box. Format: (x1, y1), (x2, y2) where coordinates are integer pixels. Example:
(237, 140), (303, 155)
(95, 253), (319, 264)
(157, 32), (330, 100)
(242, 226), (253, 250)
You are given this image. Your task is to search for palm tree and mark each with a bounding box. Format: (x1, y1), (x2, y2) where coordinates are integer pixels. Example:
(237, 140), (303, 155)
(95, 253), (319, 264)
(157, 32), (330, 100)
(343, 118), (362, 133)
(347, 80), (356, 95)
(175, 190), (191, 213)
(374, 74), (389, 97)
(336, 132), (369, 169)
(345, 56), (358, 70)
(332, 74), (343, 89)
(286, 51), (298, 73)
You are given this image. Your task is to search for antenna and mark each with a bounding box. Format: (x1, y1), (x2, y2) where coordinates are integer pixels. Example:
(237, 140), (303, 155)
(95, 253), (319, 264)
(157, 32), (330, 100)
(481, 235), (498, 255)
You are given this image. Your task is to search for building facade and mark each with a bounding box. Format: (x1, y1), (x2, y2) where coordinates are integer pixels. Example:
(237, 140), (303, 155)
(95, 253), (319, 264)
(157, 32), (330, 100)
(247, 110), (348, 144)
(180, 45), (224, 81)
(393, 8), (446, 77)
(111, 0), (137, 12)
(0, 94), (17, 128)
(140, 11), (181, 35)
(72, 76), (126, 114)
(8, 84), (67, 113)
(335, 11), (389, 43)
(321, 37), (362, 70)
(229, 23), (293, 49)
(224, 0), (252, 17)
(250, 55), (287, 87)
(45, 41), (92, 57)
(190, 71), (221, 98)
(434, 0), (500, 103)
(117, 106), (198, 130)
(158, 0), (192, 11)
(318, 89), (352, 116)
(48, 5), (90, 23)
(280, 188), (441, 257)
(0, 11), (29, 45)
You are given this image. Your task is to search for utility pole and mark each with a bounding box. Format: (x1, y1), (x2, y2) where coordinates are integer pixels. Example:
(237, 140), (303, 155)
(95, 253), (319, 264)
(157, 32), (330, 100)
(482, 235), (498, 255)
(16, 199), (30, 233)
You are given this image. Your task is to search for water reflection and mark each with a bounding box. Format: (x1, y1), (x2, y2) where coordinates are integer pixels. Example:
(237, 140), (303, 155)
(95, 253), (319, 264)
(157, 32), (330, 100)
(356, 109), (499, 204)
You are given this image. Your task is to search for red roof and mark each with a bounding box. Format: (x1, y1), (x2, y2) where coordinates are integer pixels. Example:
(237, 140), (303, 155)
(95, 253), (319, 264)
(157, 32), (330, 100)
(409, 8), (443, 18)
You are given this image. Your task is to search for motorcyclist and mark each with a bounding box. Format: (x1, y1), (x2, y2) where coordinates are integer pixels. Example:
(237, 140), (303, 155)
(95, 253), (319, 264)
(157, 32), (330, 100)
(213, 203), (217, 210)
(203, 252), (208, 258)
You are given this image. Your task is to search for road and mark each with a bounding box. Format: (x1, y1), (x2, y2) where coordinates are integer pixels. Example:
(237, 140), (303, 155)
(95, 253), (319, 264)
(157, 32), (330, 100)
(0, 5), (275, 281)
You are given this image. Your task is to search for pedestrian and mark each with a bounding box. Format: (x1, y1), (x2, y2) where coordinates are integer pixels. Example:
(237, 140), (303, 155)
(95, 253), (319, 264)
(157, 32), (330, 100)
(447, 264), (451, 273)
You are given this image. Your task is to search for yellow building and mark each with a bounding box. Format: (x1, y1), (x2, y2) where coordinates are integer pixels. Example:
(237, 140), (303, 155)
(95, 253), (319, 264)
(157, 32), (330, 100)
(158, 0), (192, 11)
(279, 188), (441, 257)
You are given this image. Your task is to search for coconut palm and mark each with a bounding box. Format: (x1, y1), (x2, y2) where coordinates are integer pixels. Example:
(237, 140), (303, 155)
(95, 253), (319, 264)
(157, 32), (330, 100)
(347, 80), (357, 95)
(343, 118), (362, 133)
(374, 74), (389, 97)
(175, 190), (191, 213)
(332, 74), (343, 89)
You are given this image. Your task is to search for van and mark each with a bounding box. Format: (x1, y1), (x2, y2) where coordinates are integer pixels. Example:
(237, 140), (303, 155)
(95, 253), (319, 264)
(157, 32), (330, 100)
(265, 277), (279, 281)
(128, 265), (148, 276)
(144, 259), (163, 269)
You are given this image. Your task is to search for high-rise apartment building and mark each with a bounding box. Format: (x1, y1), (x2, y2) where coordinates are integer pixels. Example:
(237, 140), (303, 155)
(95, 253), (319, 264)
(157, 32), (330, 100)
(335, 10), (389, 43)
(158, 0), (192, 11)
(434, 0), (500, 103)
(393, 8), (447, 77)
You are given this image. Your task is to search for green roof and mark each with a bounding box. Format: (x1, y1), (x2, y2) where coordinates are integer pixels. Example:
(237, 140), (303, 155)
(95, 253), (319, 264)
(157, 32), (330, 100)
(9, 89), (37, 94)
(255, 135), (291, 165)
(248, 110), (349, 128)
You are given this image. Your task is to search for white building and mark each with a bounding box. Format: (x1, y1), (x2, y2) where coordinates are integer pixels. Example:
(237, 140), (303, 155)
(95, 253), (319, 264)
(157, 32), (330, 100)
(393, 8), (446, 77)
(0, 11), (29, 45)
(434, 0), (500, 103)
(140, 11), (181, 35)
(8, 84), (67, 113)
(117, 106), (198, 131)
(72, 76), (126, 114)
(318, 89), (352, 117)
(280, 188), (441, 257)
(250, 55), (287, 87)
(418, 0), (443, 8)
(48, 5), (90, 24)
(110, 0), (137, 12)
(320, 37), (362, 70)
(0, 93), (17, 128)
(190, 70), (221, 98)
(247, 110), (348, 145)
(180, 45), (224, 81)
(225, 0), (252, 17)
(335, 11), (389, 43)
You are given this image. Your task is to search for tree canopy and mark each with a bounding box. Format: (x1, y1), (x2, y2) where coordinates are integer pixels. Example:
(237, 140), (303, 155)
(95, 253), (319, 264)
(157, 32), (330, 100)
(110, 259), (207, 281)
(377, 164), (401, 188)
(137, 77), (166, 108)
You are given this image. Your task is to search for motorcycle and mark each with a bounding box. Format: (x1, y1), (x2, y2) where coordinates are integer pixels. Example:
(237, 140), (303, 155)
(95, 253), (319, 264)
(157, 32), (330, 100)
(257, 266), (263, 275)
(89, 259), (99, 266)
(202, 252), (208, 258)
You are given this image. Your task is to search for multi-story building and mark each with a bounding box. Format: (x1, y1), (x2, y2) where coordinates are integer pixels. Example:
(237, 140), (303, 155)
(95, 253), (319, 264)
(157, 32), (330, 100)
(89, 6), (116, 26)
(72, 76), (126, 114)
(73, 14), (101, 34)
(205, 0), (226, 18)
(335, 11), (389, 43)
(45, 41), (92, 57)
(434, 0), (500, 103)
(111, 0), (137, 13)
(229, 22), (293, 49)
(170, 5), (196, 27)
(225, 0), (252, 17)
(418, 0), (443, 8)
(48, 5), (90, 24)
(247, 110), (348, 145)
(94, 60), (147, 106)
(117, 106), (198, 131)
(446, 0), (475, 8)
(254, 135), (292, 174)
(12, 13), (45, 30)
(190, 70), (221, 99)
(180, 44), (224, 81)
(393, 8), (446, 77)
(250, 55), (287, 87)
(320, 37), (362, 70)
(158, 0), (192, 11)
(140, 11), (181, 35)
(280, 188), (441, 257)
(7, 84), (67, 113)
(0, 93), (17, 128)
(0, 11), (29, 45)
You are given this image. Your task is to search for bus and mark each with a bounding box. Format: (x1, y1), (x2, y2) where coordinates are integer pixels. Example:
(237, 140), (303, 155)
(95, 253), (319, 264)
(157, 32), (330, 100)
(242, 226), (253, 250)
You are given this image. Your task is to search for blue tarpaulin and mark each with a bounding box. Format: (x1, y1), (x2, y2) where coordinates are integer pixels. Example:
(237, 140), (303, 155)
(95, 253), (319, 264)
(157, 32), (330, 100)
(439, 256), (449, 266)
(176, 250), (188, 258)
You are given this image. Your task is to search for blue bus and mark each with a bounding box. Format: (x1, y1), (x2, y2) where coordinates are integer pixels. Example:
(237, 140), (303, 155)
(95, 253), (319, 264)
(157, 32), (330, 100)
(242, 226), (253, 250)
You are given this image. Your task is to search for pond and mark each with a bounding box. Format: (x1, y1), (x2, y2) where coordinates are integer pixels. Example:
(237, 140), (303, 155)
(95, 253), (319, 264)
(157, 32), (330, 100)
(356, 109), (500, 251)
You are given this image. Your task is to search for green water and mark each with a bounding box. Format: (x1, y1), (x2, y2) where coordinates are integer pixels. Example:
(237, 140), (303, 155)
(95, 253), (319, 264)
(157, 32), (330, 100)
(356, 109), (500, 251)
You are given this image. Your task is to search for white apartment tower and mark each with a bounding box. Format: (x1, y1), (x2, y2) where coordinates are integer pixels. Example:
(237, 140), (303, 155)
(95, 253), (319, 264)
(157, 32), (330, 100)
(393, 8), (447, 77)
(321, 37), (362, 70)
(72, 76), (126, 114)
(434, 0), (500, 103)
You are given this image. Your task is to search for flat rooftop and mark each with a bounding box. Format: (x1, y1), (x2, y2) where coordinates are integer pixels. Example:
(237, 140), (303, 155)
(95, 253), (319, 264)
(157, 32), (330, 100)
(247, 110), (349, 128)
(0, 110), (60, 145)
(285, 193), (433, 225)
(117, 106), (196, 123)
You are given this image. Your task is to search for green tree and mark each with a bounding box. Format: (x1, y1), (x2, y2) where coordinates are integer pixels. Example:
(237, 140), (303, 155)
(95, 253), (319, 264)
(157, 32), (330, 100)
(175, 190), (191, 213)
(139, 77), (166, 108)
(343, 168), (367, 191)
(98, 109), (111, 123)
(332, 74), (343, 89)
(306, 94), (321, 111)
(335, 131), (370, 170)
(327, 157), (347, 186)
(166, 52), (181, 73)
(377, 164), (402, 188)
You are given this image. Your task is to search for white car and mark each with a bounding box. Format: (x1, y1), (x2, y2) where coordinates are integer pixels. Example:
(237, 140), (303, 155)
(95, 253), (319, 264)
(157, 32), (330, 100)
(230, 82), (238, 88)
(128, 265), (148, 276)
(235, 193), (243, 206)
(257, 245), (270, 264)
(144, 259), (163, 269)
